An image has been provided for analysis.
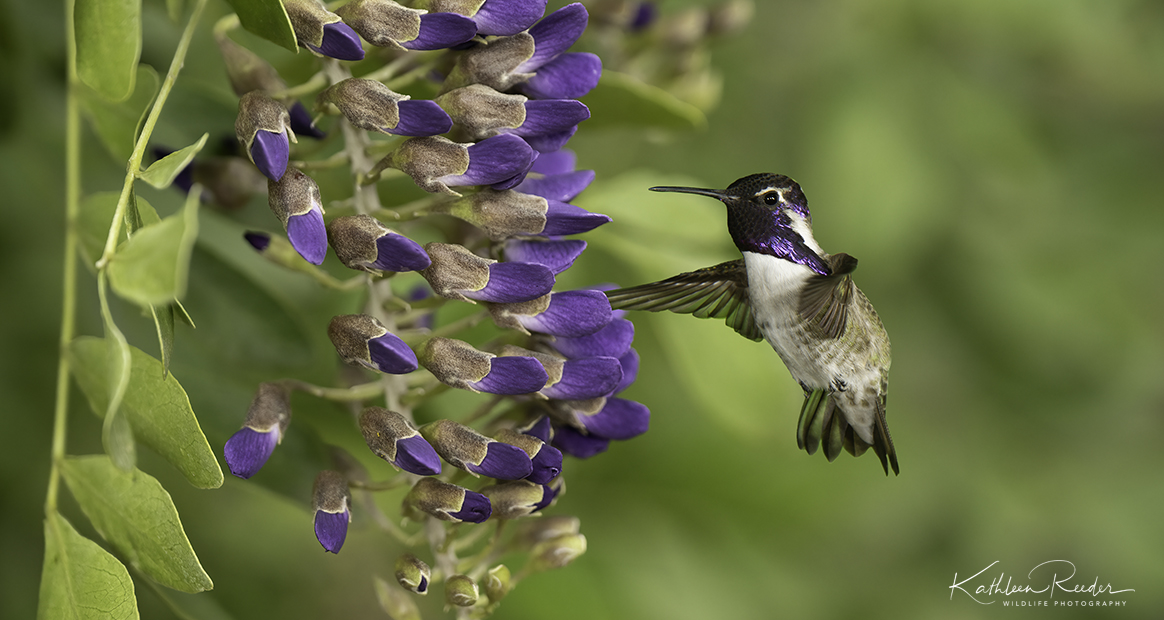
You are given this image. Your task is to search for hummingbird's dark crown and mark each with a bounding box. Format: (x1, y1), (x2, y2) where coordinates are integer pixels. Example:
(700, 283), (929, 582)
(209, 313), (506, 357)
(724, 173), (811, 223)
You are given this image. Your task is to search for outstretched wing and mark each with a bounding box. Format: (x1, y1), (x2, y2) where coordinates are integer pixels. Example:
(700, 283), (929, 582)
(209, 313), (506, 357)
(605, 259), (762, 341)
(798, 252), (858, 339)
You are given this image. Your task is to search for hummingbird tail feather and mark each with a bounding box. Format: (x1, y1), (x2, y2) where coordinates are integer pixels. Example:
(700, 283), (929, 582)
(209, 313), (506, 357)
(796, 388), (900, 475)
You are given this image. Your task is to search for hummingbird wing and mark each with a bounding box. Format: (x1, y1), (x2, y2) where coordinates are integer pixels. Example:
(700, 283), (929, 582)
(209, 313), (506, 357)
(797, 252), (858, 339)
(605, 259), (763, 341)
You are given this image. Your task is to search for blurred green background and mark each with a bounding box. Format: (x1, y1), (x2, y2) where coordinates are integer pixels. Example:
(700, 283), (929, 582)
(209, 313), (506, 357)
(3, 0), (1163, 618)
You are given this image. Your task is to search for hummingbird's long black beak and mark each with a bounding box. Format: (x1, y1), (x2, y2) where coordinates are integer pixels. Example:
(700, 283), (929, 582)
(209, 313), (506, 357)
(648, 185), (728, 200)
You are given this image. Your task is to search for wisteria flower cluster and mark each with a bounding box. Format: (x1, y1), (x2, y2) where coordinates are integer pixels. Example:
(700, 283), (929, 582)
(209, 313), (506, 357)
(212, 0), (649, 615)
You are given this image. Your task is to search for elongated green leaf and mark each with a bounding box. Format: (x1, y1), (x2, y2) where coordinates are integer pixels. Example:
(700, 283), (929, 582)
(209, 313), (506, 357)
(75, 0), (143, 101)
(582, 71), (707, 131)
(70, 336), (224, 489)
(80, 65), (159, 163)
(61, 456), (214, 594)
(108, 190), (200, 306)
(38, 512), (138, 620)
(77, 193), (161, 271)
(151, 303), (176, 377)
(223, 0), (298, 53)
(139, 134), (208, 189)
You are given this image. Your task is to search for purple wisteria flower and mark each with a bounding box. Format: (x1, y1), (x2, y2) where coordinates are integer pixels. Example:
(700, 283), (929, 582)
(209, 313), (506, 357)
(395, 554), (431, 594)
(503, 238), (587, 274)
(419, 337), (549, 395)
(479, 480), (552, 519)
(436, 84), (590, 152)
(309, 22), (366, 60)
(360, 407), (442, 475)
(267, 169), (328, 264)
(288, 101), (326, 139)
(328, 314), (419, 374)
(550, 317), (635, 359)
(376, 134), (536, 195)
(404, 477), (493, 523)
(318, 78), (453, 137)
(337, 0), (478, 50)
(489, 290), (612, 337)
(236, 91), (293, 182)
(422, 243), (555, 303)
(328, 214), (431, 273)
(285, 0), (366, 60)
(515, 4), (602, 99)
(541, 357), (623, 400)
(224, 383), (291, 479)
(494, 429), (563, 484)
(444, 134), (538, 188)
(421, 0), (547, 36)
(312, 470), (352, 553)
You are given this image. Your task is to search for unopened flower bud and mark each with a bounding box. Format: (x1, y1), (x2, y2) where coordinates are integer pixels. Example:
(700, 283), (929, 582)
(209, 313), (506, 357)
(327, 214), (431, 273)
(514, 514), (580, 549)
(284, 0), (366, 60)
(529, 533), (586, 571)
(444, 574), (479, 607)
(421, 243), (554, 303)
(436, 84), (589, 143)
(497, 344), (619, 402)
(483, 564), (511, 602)
(359, 407), (441, 475)
(236, 91), (293, 182)
(419, 337), (548, 394)
(224, 382), (291, 479)
(551, 317), (634, 359)
(191, 157), (266, 209)
(513, 4), (602, 99)
(267, 168), (328, 265)
(420, 419), (533, 479)
(515, 168), (595, 202)
(374, 134), (536, 196)
(337, 0), (478, 50)
(317, 78), (452, 137)
(479, 480), (555, 519)
(489, 289), (612, 337)
(419, 0), (546, 36)
(288, 101), (326, 139)
(215, 33), (286, 95)
(520, 415), (553, 442)
(551, 424), (609, 458)
(554, 396), (650, 440)
(328, 314), (419, 374)
(443, 32), (536, 93)
(312, 470), (352, 553)
(502, 238), (586, 274)
(403, 477), (491, 523)
(394, 553), (431, 594)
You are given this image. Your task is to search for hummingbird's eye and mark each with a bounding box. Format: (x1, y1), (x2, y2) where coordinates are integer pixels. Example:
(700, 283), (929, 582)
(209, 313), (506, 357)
(762, 192), (780, 206)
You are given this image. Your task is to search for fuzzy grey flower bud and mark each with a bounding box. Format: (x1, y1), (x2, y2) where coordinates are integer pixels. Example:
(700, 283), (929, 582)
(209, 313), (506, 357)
(402, 477), (491, 523)
(394, 553), (431, 594)
(419, 337), (548, 395)
(479, 480), (548, 519)
(514, 515), (581, 549)
(318, 78), (406, 132)
(236, 91), (294, 182)
(444, 574), (479, 607)
(421, 243), (555, 303)
(328, 314), (419, 374)
(483, 564), (511, 602)
(435, 84), (528, 138)
(327, 214), (431, 273)
(419, 419), (533, 480)
(267, 169), (327, 264)
(223, 382), (291, 479)
(312, 470), (352, 553)
(216, 33), (286, 95)
(443, 32), (536, 93)
(284, 0), (366, 60)
(359, 407), (441, 475)
(337, 0), (478, 50)
(529, 533), (587, 572)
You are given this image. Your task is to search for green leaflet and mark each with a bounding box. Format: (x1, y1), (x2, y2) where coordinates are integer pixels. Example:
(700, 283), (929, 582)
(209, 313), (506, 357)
(222, 0), (298, 53)
(61, 456), (213, 594)
(70, 336), (223, 489)
(76, 192), (159, 270)
(74, 0), (142, 101)
(79, 65), (159, 163)
(138, 133), (208, 189)
(581, 71), (707, 131)
(38, 513), (139, 620)
(108, 189), (200, 307)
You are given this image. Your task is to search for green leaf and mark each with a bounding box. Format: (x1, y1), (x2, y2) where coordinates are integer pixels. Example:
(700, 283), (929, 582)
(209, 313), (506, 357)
(74, 0), (143, 102)
(38, 512), (138, 620)
(166, 0), (185, 22)
(61, 456), (214, 593)
(76, 192), (161, 270)
(80, 65), (159, 162)
(152, 304), (176, 377)
(70, 336), (224, 489)
(222, 0), (298, 53)
(108, 189), (200, 306)
(582, 71), (707, 131)
(138, 134), (208, 189)
(96, 329), (135, 473)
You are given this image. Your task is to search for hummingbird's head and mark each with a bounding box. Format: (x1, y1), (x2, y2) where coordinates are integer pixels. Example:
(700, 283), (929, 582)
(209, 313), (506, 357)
(650, 173), (831, 275)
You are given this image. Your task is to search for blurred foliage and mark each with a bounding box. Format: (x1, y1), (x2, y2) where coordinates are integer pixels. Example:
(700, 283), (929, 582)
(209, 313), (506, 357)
(4, 0), (1163, 619)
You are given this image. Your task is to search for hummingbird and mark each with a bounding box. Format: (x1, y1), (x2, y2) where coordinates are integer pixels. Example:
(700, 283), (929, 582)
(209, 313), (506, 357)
(605, 173), (898, 475)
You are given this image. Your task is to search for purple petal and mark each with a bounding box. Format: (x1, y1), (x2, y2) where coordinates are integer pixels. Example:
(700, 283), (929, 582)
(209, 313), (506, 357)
(503, 239), (586, 274)
(465, 261), (555, 303)
(449, 490), (492, 523)
(401, 12), (478, 50)
(514, 100), (589, 136)
(286, 209), (328, 265)
(524, 127), (577, 153)
(392, 100), (453, 136)
(314, 509), (350, 553)
(520, 290), (612, 337)
(517, 3), (588, 72)
(371, 233), (431, 272)
(530, 149), (575, 174)
(417, 576), (429, 593)
(516, 170), (594, 202)
(525, 444), (563, 484)
(552, 317), (634, 359)
(244, 231), (271, 252)
(630, 2), (657, 31)
(522, 415), (552, 443)
(614, 348), (640, 394)
(224, 427), (280, 479)
(441, 134), (537, 187)
(531, 483), (558, 511)
(579, 397), (650, 440)
(542, 200), (611, 236)
(472, 0), (548, 36)
(552, 425), (609, 458)
(488, 151), (538, 190)
(250, 130), (289, 181)
(467, 442), (534, 479)
(542, 356), (622, 400)
(523, 52), (602, 99)
(468, 355), (548, 394)
(394, 435), (442, 476)
(308, 22), (366, 61)
(368, 332), (419, 374)
(289, 101), (326, 139)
